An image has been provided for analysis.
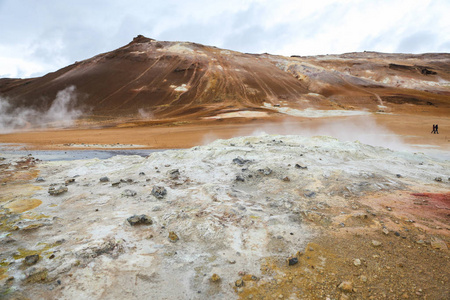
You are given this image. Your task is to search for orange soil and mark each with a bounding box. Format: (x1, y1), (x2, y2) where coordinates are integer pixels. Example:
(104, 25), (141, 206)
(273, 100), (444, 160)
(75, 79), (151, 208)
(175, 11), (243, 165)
(0, 114), (449, 151)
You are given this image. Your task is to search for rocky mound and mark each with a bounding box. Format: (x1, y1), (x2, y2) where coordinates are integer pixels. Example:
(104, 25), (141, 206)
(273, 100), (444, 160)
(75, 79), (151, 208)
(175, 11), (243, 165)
(1, 135), (449, 299)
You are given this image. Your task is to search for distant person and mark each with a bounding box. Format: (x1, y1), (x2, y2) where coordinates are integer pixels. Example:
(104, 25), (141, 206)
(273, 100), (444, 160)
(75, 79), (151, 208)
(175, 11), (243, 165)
(431, 124), (436, 134)
(436, 124), (439, 134)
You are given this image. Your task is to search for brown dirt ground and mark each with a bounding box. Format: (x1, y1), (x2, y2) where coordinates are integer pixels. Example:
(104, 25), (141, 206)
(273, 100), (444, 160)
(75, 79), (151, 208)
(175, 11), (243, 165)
(0, 114), (449, 151)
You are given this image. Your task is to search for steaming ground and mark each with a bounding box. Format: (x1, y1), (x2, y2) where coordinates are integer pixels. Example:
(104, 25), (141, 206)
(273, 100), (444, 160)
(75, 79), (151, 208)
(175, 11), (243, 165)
(0, 86), (82, 134)
(1, 134), (449, 299)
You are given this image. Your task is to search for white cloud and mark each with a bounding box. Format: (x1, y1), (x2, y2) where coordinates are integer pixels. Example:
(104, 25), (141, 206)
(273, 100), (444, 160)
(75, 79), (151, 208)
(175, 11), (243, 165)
(0, 0), (449, 78)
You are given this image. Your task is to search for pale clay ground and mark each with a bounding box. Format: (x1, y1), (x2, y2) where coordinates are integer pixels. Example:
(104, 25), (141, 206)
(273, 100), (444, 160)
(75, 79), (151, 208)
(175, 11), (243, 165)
(0, 135), (449, 299)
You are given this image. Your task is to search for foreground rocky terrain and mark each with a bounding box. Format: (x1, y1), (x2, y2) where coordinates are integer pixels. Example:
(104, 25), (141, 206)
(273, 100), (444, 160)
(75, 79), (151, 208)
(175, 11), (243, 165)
(1, 135), (449, 299)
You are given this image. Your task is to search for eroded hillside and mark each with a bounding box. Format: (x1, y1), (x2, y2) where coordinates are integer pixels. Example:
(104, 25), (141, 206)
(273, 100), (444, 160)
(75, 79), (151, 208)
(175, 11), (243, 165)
(1, 35), (449, 126)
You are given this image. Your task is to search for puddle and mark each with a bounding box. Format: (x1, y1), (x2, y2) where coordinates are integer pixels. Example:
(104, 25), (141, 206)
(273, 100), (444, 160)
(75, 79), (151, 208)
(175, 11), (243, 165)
(0, 149), (166, 161)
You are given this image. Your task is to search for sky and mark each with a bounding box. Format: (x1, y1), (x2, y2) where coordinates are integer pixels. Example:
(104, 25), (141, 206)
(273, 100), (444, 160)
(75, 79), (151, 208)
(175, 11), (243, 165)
(1, 0), (449, 78)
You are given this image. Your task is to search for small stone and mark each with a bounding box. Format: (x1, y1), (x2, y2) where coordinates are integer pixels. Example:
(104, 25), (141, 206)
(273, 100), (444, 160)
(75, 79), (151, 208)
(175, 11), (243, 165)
(99, 176), (110, 182)
(430, 237), (448, 250)
(211, 274), (221, 282)
(382, 228), (389, 235)
(396, 174), (402, 178)
(152, 186), (167, 199)
(338, 281), (353, 292)
(304, 191), (316, 198)
(394, 231), (400, 236)
(24, 254), (40, 266)
(169, 231), (179, 242)
(122, 189), (137, 197)
(416, 240), (424, 244)
(233, 157), (249, 166)
(235, 175), (245, 182)
(353, 258), (361, 266)
(48, 186), (68, 195)
(127, 215), (153, 226)
(434, 177), (442, 182)
(287, 257), (298, 266)
(282, 176), (290, 182)
(371, 240), (382, 247)
(64, 178), (75, 185)
(35, 177), (45, 182)
(168, 169), (180, 180)
(111, 181), (120, 186)
(295, 164), (307, 170)
(360, 275), (367, 282)
(258, 168), (272, 175)
(235, 279), (244, 287)
(139, 172), (145, 176)
(228, 259), (236, 264)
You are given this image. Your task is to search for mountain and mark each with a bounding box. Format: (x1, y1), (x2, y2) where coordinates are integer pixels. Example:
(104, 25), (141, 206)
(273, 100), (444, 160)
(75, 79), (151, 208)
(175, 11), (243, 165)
(1, 35), (450, 123)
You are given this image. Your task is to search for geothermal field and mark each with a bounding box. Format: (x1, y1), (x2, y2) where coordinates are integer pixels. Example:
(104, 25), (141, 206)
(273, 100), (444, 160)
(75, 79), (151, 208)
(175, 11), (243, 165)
(0, 36), (449, 299)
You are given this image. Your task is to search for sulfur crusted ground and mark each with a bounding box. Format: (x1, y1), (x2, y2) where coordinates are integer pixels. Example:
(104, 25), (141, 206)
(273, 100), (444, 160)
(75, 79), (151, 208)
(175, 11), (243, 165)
(0, 135), (449, 299)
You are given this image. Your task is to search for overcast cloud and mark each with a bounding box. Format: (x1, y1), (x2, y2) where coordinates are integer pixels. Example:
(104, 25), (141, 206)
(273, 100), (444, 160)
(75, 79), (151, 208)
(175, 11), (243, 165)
(0, 0), (449, 78)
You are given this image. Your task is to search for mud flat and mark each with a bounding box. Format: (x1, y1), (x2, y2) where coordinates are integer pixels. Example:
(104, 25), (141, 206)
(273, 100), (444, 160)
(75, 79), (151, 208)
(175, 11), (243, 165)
(0, 114), (449, 154)
(0, 135), (449, 299)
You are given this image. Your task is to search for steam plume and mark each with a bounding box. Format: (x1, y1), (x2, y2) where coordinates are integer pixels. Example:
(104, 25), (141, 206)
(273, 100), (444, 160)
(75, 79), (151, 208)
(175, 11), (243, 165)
(0, 86), (82, 133)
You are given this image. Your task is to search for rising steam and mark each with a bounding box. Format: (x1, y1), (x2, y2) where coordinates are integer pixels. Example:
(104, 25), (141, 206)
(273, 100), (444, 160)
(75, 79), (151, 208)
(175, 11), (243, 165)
(0, 86), (83, 133)
(201, 116), (412, 152)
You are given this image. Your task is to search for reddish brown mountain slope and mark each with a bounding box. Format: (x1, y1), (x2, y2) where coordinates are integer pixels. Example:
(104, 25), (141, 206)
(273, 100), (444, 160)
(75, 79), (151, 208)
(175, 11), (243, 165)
(1, 35), (449, 123)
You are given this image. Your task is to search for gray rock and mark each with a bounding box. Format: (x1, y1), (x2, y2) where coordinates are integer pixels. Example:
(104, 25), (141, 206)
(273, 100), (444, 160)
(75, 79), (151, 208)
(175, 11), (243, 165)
(235, 175), (245, 182)
(168, 169), (180, 180)
(122, 189), (137, 197)
(48, 186), (68, 195)
(304, 191), (316, 198)
(295, 164), (307, 170)
(434, 177), (442, 182)
(127, 214), (153, 226)
(233, 157), (250, 165)
(24, 254), (40, 266)
(258, 168), (272, 175)
(35, 177), (45, 182)
(100, 177), (110, 182)
(139, 172), (145, 176)
(152, 186), (167, 199)
(287, 257), (298, 266)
